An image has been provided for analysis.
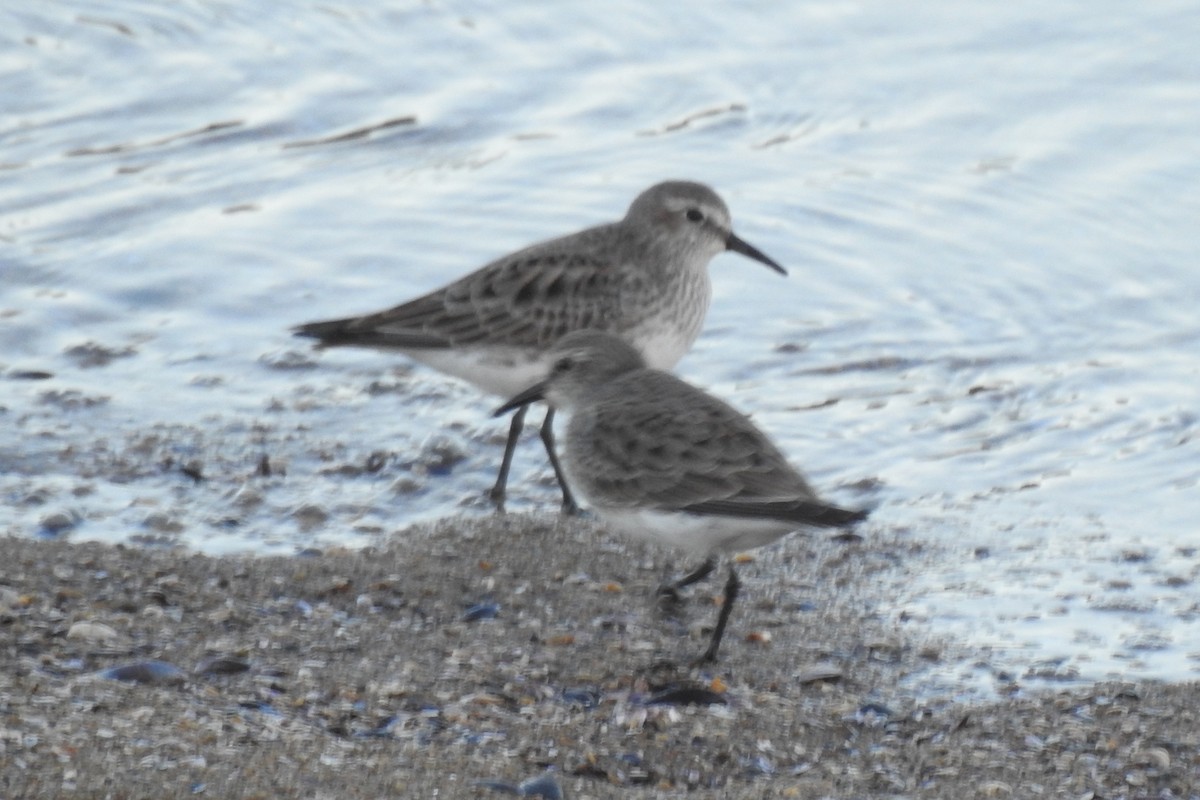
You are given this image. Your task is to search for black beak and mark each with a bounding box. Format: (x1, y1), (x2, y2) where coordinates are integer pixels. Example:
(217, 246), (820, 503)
(726, 232), (787, 276)
(493, 381), (547, 417)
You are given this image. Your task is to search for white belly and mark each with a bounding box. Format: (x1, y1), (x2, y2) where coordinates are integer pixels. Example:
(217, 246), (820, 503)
(406, 347), (550, 398)
(405, 318), (699, 398)
(595, 507), (798, 556)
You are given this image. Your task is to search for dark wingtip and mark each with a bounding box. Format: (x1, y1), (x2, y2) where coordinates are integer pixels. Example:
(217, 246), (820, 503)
(289, 320), (449, 349)
(837, 506), (871, 526)
(677, 498), (870, 528)
(292, 320), (340, 341)
(290, 323), (357, 349)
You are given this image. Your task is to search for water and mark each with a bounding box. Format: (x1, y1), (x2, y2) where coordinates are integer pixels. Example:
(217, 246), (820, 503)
(2, 1), (1198, 697)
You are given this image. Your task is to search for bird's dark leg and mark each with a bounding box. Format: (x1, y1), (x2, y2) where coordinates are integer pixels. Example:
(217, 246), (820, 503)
(488, 404), (528, 511)
(655, 556), (717, 615)
(670, 557), (718, 591)
(698, 565), (741, 664)
(538, 407), (579, 515)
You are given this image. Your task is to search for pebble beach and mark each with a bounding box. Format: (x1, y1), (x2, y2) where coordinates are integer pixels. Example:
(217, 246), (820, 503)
(3, 519), (1196, 798)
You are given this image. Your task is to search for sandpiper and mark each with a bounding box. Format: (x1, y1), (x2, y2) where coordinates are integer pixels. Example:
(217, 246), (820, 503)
(495, 330), (868, 662)
(295, 181), (786, 512)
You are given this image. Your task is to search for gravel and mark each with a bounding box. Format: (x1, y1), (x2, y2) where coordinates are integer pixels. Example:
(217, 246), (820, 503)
(2, 517), (1196, 798)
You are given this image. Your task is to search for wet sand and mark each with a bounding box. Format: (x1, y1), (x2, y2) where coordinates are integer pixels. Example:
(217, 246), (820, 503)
(2, 518), (1196, 798)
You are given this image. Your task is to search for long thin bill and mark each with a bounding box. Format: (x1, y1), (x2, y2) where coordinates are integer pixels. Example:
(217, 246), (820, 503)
(493, 382), (547, 417)
(726, 232), (787, 275)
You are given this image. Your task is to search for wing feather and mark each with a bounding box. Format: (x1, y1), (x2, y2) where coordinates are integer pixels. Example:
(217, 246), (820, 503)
(568, 372), (831, 512)
(294, 223), (649, 350)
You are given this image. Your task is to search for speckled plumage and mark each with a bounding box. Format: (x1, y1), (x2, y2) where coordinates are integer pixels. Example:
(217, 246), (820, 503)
(294, 181), (786, 511)
(496, 330), (867, 661)
(521, 331), (864, 543)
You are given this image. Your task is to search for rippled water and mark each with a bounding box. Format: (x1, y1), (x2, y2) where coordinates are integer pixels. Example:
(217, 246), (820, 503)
(3, 1), (1198, 695)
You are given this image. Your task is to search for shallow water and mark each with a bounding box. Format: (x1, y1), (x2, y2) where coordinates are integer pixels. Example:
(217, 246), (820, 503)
(2, 1), (1198, 697)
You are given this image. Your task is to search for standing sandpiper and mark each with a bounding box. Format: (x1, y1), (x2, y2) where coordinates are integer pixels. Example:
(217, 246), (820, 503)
(294, 181), (786, 512)
(495, 330), (868, 662)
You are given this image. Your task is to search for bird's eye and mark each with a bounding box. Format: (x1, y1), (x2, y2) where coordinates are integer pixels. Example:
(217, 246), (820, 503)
(553, 356), (574, 374)
(685, 208), (704, 223)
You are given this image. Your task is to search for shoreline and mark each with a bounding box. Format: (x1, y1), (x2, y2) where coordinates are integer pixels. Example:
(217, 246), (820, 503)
(2, 519), (1196, 798)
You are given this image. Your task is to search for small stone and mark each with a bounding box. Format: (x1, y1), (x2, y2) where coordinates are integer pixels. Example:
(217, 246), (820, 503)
(856, 702), (894, 719)
(867, 639), (903, 662)
(258, 350), (318, 371)
(99, 660), (186, 685)
(324, 576), (352, 595)
(0, 586), (21, 609)
(516, 774), (563, 799)
(461, 602), (500, 622)
(1131, 747), (1170, 770)
(391, 476), (423, 494)
(62, 341), (137, 368)
(38, 389), (109, 409)
(40, 512), (79, 535)
(561, 688), (601, 708)
(796, 662), (843, 685)
(7, 369), (54, 380)
(415, 435), (468, 475)
(293, 504), (328, 529)
(67, 621), (121, 643)
(473, 774), (564, 799)
(143, 513), (185, 534)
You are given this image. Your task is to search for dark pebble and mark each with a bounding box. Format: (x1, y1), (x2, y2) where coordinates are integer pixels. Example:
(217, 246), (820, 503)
(356, 715), (400, 738)
(858, 701), (894, 717)
(39, 512), (79, 537)
(646, 684), (727, 706)
(99, 660), (186, 685)
(618, 753), (656, 784)
(743, 754), (775, 775)
(179, 462), (204, 483)
(560, 687), (601, 708)
(462, 601), (501, 622)
(476, 779), (520, 795)
(517, 775), (563, 799)
(476, 773), (562, 799)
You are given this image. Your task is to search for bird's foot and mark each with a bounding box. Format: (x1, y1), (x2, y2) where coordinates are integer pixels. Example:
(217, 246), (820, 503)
(693, 644), (721, 666)
(486, 485), (507, 513)
(654, 584), (686, 618)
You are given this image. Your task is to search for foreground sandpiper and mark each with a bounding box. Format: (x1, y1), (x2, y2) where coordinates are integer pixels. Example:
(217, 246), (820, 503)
(294, 181), (786, 512)
(495, 330), (868, 662)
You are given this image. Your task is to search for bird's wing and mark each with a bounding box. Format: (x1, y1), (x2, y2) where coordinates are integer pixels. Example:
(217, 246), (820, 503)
(571, 372), (828, 511)
(294, 225), (638, 350)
